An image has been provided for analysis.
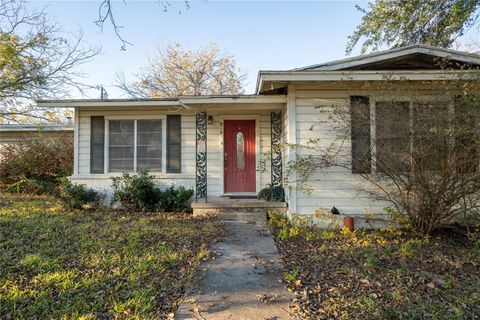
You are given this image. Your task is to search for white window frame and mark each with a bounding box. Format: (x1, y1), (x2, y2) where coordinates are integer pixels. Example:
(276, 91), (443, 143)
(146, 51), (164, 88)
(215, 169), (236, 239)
(104, 115), (167, 174)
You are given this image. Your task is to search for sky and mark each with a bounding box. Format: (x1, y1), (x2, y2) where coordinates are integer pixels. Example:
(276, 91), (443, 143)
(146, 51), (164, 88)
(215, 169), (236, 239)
(28, 0), (480, 99)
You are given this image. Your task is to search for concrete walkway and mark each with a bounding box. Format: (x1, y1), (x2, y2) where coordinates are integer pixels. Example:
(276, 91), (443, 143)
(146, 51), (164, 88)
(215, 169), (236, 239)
(176, 221), (294, 320)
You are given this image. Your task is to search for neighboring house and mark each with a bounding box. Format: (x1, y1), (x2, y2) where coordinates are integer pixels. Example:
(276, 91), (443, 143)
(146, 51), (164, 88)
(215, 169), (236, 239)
(0, 123), (74, 149)
(37, 45), (480, 217)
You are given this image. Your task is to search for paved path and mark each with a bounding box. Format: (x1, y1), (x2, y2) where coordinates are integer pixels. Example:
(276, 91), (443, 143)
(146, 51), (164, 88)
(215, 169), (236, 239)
(176, 221), (294, 320)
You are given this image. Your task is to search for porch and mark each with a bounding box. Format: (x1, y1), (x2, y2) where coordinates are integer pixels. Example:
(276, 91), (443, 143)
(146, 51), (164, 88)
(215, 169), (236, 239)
(192, 99), (286, 207)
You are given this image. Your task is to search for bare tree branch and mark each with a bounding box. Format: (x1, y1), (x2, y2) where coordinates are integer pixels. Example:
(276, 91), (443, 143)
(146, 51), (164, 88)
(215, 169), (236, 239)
(116, 42), (245, 98)
(95, 0), (192, 50)
(0, 0), (100, 123)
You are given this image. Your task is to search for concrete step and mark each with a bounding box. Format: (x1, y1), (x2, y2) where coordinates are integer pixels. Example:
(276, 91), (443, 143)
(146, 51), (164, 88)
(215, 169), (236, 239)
(191, 199), (287, 217)
(218, 210), (267, 222)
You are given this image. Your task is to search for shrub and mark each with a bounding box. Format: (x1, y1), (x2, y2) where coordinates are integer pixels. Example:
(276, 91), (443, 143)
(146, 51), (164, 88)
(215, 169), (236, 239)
(258, 184), (285, 202)
(111, 170), (162, 212)
(3, 177), (58, 195)
(56, 180), (101, 209)
(0, 132), (73, 194)
(159, 185), (194, 213)
(111, 170), (194, 213)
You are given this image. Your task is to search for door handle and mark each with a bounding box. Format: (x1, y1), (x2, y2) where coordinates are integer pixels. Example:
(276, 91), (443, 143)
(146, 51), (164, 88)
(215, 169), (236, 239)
(224, 152), (228, 168)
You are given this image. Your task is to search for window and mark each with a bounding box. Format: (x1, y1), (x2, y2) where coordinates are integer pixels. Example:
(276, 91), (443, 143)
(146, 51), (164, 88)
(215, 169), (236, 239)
(236, 131), (245, 170)
(375, 101), (411, 173)
(374, 101), (450, 173)
(137, 120), (162, 171)
(455, 97), (480, 173)
(412, 102), (448, 171)
(109, 120), (134, 172)
(108, 119), (163, 172)
(352, 96), (479, 175)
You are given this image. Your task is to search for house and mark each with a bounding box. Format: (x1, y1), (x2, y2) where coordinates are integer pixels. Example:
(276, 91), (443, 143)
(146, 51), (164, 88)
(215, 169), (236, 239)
(37, 45), (480, 220)
(0, 123), (74, 149)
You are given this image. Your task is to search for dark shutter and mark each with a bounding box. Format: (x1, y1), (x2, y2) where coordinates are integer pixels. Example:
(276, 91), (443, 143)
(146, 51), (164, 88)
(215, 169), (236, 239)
(90, 116), (105, 173)
(167, 115), (181, 173)
(350, 96), (371, 174)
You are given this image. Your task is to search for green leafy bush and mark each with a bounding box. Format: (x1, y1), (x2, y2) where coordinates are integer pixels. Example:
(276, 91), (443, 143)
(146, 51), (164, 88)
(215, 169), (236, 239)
(111, 170), (193, 213)
(0, 133), (73, 194)
(258, 184), (285, 202)
(3, 177), (58, 195)
(111, 170), (162, 212)
(159, 185), (194, 213)
(57, 180), (101, 209)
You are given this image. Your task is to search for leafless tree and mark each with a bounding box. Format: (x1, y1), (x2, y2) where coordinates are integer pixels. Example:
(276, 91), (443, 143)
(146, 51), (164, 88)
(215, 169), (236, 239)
(0, 0), (99, 123)
(116, 42), (245, 98)
(95, 0), (191, 50)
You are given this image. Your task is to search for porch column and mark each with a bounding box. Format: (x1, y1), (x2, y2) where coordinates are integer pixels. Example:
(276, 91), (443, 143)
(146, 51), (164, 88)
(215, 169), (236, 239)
(270, 111), (283, 200)
(195, 111), (208, 202)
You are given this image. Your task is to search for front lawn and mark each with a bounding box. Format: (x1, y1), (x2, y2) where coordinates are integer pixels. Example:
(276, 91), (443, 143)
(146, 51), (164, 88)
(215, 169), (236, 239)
(0, 193), (222, 319)
(268, 212), (480, 320)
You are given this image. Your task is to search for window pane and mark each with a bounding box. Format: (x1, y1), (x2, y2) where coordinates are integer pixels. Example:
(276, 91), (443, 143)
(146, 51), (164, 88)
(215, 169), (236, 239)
(236, 132), (245, 170)
(413, 102), (448, 171)
(109, 120), (134, 172)
(375, 102), (410, 173)
(137, 120), (162, 171)
(455, 98), (480, 173)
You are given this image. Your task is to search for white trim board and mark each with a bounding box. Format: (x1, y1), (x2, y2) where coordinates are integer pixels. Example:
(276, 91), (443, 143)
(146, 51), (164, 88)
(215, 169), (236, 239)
(37, 95), (287, 108)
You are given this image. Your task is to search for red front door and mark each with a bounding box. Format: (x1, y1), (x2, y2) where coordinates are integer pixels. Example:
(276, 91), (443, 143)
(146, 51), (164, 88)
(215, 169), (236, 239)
(224, 120), (256, 193)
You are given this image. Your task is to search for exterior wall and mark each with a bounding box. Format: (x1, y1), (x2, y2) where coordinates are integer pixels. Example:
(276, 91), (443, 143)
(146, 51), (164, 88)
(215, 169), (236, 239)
(72, 107), (276, 199)
(73, 107), (196, 197)
(67, 84), (454, 217)
(293, 88), (389, 215)
(289, 84), (452, 216)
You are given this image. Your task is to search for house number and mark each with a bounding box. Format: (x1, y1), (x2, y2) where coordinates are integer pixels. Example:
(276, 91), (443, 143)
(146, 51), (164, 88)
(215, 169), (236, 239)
(197, 140), (206, 153)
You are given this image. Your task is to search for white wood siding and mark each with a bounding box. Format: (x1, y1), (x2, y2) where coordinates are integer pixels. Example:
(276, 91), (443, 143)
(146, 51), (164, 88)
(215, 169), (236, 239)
(293, 88), (389, 215)
(74, 107), (275, 197)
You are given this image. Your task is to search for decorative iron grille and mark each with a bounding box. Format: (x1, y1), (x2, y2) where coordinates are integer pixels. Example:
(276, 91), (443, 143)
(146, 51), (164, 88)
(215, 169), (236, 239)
(271, 111), (283, 200)
(195, 111), (208, 201)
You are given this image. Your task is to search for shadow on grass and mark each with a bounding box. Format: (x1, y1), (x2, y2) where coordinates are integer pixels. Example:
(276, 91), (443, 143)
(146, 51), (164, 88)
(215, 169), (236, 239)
(0, 194), (221, 319)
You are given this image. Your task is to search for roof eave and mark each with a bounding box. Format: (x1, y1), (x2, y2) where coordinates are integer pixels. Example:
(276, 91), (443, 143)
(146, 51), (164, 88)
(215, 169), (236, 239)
(0, 125), (74, 132)
(36, 95), (287, 108)
(257, 69), (479, 93)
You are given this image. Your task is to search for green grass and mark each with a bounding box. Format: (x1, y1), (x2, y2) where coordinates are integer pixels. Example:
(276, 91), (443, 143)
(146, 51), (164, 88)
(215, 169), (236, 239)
(0, 193), (222, 319)
(268, 211), (480, 320)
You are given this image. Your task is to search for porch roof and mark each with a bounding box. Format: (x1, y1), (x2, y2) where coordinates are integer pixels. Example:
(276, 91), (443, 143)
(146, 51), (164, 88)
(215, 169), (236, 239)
(36, 95), (287, 108)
